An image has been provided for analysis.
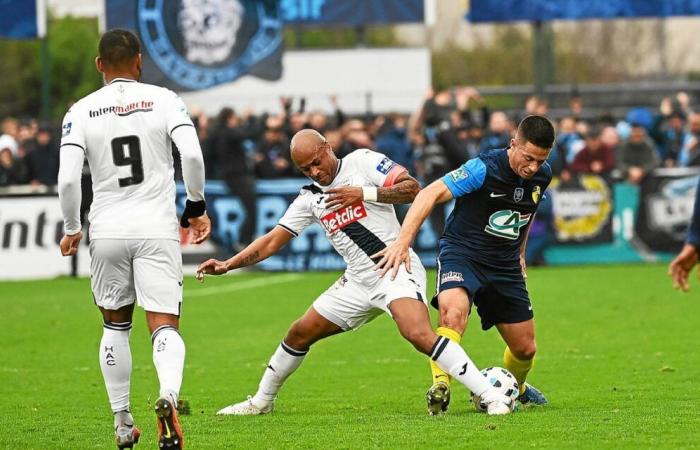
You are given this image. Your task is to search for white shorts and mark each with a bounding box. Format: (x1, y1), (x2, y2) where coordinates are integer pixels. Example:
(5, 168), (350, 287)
(89, 239), (183, 315)
(313, 252), (427, 331)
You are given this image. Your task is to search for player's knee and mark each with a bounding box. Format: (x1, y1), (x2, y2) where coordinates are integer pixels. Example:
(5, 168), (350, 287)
(510, 341), (537, 361)
(438, 307), (466, 333)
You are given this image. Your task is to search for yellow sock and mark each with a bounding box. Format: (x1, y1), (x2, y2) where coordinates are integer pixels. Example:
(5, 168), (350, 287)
(429, 327), (462, 386)
(503, 346), (534, 395)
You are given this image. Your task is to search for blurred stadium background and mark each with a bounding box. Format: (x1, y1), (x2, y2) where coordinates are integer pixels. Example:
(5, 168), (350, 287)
(2, 1), (700, 448)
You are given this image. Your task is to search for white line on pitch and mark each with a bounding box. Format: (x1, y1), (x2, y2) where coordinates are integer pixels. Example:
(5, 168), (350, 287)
(185, 273), (305, 298)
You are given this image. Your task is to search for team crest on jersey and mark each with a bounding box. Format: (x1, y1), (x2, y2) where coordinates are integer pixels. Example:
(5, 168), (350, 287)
(320, 202), (367, 234)
(449, 167), (468, 182)
(485, 210), (532, 240)
(62, 122), (72, 137)
(514, 187), (524, 203)
(532, 186), (541, 203)
(441, 271), (464, 284)
(136, 0), (282, 90)
(376, 157), (396, 175)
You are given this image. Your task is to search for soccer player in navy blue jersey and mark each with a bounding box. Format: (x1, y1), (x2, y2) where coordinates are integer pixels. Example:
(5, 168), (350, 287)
(669, 175), (700, 291)
(374, 115), (555, 415)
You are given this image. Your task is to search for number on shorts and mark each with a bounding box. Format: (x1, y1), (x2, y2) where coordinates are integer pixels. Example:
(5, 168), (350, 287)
(111, 135), (143, 187)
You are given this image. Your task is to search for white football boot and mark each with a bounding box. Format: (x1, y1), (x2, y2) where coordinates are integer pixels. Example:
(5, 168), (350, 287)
(216, 396), (273, 416)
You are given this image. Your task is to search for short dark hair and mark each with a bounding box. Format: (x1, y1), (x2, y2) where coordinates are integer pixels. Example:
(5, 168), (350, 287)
(517, 115), (555, 149)
(99, 29), (141, 69)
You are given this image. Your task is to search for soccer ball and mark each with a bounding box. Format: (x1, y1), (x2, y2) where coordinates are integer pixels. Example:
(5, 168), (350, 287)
(471, 367), (519, 412)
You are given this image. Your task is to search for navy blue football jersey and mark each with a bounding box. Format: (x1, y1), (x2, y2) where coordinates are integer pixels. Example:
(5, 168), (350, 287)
(440, 148), (552, 270)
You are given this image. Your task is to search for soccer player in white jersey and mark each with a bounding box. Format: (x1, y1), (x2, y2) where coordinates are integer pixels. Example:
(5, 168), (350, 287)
(57, 29), (210, 450)
(196, 129), (513, 416)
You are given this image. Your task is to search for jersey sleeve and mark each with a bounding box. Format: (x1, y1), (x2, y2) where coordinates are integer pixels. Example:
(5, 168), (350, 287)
(687, 175), (700, 248)
(278, 193), (314, 237)
(164, 90), (195, 136)
(59, 106), (86, 153)
(353, 149), (407, 187)
(441, 158), (487, 198)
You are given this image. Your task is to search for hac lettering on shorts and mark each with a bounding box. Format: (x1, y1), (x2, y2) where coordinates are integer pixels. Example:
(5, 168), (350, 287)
(321, 202), (368, 234)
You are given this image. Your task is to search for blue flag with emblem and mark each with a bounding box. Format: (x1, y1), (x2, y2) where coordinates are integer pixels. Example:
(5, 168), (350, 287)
(106, 0), (283, 91)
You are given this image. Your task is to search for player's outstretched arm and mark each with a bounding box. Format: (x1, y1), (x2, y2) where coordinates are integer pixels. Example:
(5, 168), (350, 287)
(668, 243), (699, 292)
(196, 226), (294, 281)
(372, 179), (454, 279)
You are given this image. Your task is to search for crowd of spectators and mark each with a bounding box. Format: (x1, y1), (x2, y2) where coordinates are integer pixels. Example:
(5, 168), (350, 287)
(3, 88), (699, 255)
(3, 89), (699, 190)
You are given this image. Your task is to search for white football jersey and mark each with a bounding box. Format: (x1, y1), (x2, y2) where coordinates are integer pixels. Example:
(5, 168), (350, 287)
(60, 78), (193, 240)
(278, 149), (409, 283)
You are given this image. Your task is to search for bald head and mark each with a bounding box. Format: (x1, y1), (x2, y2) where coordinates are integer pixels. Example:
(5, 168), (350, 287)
(290, 129), (327, 162)
(290, 129), (338, 185)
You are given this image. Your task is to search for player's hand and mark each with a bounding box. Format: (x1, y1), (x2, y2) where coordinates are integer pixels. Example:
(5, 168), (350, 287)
(325, 186), (363, 211)
(371, 239), (411, 280)
(668, 243), (699, 292)
(196, 258), (228, 282)
(520, 254), (528, 280)
(59, 231), (83, 256)
(184, 214), (211, 245)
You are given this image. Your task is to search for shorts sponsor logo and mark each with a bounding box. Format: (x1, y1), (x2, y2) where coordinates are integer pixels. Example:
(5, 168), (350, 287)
(321, 202), (367, 233)
(484, 209), (532, 240)
(450, 168), (468, 182)
(440, 271), (464, 284)
(376, 157), (396, 174)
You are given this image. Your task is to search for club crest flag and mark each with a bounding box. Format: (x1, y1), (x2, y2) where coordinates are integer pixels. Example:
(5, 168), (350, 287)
(107, 0), (283, 91)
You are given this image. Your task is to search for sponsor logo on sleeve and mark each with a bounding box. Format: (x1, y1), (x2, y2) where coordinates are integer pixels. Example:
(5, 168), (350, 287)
(449, 167), (468, 182)
(376, 157), (396, 174)
(320, 202), (367, 234)
(62, 122), (72, 137)
(440, 271), (464, 284)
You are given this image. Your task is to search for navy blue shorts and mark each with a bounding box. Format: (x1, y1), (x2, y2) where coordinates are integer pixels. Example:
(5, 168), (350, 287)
(431, 252), (533, 330)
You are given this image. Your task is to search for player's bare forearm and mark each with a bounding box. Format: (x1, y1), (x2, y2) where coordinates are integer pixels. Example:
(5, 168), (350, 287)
(397, 179), (453, 245)
(377, 173), (420, 204)
(226, 226), (293, 270)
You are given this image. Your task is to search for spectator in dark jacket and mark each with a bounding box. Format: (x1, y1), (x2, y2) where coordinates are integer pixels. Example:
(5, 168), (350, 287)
(254, 116), (293, 178)
(617, 123), (659, 184)
(25, 127), (59, 186)
(0, 147), (27, 187)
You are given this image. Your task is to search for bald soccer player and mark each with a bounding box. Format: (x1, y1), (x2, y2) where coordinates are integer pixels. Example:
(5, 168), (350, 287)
(196, 129), (513, 416)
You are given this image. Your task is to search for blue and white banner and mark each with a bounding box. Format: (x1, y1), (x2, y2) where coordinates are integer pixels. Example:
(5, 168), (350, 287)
(282, 0), (424, 26)
(0, 0), (46, 39)
(468, 0), (700, 23)
(106, 0), (283, 91)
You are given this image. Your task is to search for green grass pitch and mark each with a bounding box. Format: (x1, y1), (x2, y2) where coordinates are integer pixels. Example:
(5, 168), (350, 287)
(1, 264), (699, 449)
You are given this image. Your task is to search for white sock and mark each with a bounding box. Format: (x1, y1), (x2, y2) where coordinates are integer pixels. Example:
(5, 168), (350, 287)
(152, 325), (186, 405)
(99, 321), (132, 413)
(251, 341), (307, 407)
(430, 336), (493, 397)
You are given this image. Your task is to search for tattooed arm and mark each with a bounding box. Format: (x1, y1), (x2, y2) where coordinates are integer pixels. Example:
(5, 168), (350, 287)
(377, 171), (420, 204)
(325, 171), (421, 210)
(196, 226), (294, 278)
